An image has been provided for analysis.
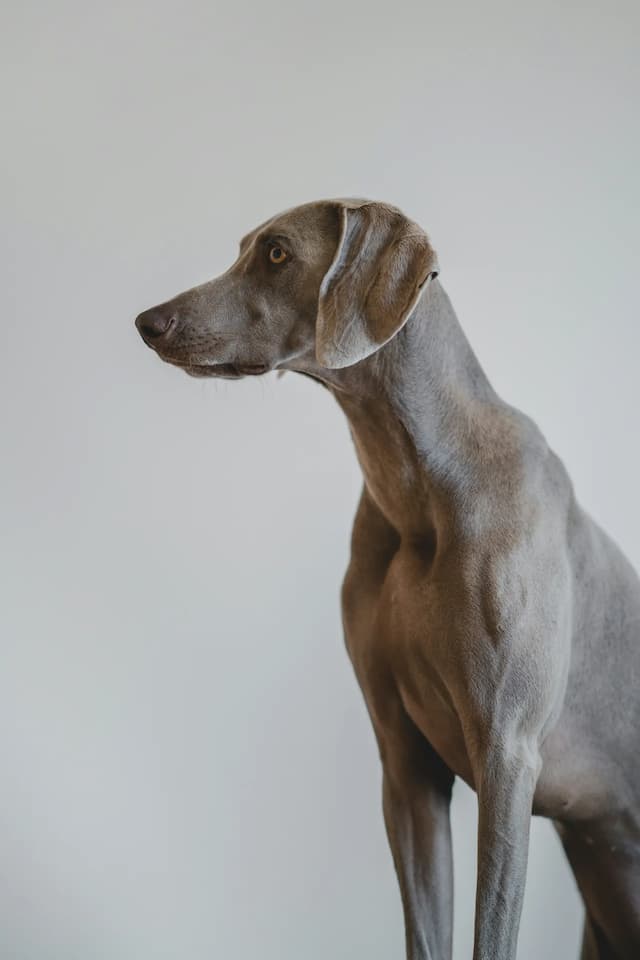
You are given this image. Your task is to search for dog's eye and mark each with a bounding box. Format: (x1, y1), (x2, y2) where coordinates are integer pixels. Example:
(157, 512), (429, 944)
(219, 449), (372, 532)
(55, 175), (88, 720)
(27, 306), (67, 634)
(268, 246), (287, 265)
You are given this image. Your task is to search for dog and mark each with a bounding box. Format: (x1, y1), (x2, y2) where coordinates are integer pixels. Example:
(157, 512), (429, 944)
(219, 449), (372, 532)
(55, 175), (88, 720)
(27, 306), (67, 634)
(136, 199), (640, 959)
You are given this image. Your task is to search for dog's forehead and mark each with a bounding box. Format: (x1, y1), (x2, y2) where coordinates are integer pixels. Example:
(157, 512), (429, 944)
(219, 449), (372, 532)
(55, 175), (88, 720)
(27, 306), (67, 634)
(237, 198), (422, 260)
(267, 202), (338, 242)
(239, 199), (379, 249)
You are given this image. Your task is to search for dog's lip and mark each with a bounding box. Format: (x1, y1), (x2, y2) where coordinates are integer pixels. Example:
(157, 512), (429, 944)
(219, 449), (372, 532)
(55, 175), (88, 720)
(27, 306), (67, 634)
(167, 359), (270, 379)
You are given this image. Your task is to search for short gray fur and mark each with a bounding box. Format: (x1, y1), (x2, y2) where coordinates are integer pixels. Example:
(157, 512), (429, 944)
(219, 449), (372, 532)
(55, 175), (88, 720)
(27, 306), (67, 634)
(135, 199), (640, 959)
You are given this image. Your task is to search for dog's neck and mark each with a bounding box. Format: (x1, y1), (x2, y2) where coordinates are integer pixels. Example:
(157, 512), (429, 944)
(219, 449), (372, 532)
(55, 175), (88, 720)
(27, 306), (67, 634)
(297, 281), (533, 543)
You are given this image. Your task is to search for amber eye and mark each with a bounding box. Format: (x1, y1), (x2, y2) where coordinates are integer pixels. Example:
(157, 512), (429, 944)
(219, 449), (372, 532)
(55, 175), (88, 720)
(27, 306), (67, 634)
(268, 245), (287, 264)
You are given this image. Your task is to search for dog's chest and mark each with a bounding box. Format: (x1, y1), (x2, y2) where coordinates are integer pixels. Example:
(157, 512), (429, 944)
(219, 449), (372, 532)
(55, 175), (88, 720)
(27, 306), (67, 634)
(343, 544), (476, 786)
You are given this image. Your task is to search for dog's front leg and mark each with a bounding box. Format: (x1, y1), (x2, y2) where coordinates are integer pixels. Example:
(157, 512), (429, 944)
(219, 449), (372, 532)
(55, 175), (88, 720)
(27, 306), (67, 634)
(471, 739), (540, 960)
(377, 711), (455, 960)
(383, 765), (454, 960)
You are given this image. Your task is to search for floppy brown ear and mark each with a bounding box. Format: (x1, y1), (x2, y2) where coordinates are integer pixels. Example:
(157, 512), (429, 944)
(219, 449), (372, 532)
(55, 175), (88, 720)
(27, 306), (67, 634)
(316, 202), (439, 369)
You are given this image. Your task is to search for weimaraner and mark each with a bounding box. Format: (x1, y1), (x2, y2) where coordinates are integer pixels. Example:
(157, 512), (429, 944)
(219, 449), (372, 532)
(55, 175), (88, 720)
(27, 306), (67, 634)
(135, 199), (640, 959)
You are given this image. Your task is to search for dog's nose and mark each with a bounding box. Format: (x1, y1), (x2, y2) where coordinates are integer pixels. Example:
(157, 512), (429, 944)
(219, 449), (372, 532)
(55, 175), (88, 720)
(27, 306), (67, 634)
(135, 307), (177, 343)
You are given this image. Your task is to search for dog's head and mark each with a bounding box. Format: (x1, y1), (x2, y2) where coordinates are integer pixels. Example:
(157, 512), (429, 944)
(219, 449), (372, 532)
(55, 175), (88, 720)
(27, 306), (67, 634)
(135, 199), (438, 377)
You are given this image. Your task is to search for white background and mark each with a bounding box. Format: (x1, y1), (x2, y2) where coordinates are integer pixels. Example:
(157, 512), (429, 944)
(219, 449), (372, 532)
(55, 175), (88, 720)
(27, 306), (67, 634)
(2, 1), (639, 957)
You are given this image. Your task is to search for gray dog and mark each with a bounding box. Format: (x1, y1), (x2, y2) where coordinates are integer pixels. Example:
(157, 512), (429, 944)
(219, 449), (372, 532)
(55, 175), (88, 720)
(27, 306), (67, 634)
(135, 199), (640, 959)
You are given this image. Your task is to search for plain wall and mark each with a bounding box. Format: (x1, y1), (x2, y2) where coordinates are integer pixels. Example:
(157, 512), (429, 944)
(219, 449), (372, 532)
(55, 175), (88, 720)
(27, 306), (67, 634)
(1, 1), (639, 957)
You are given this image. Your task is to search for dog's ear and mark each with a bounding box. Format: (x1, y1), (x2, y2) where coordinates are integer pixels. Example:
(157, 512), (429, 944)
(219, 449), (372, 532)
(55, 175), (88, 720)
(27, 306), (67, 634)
(316, 202), (439, 369)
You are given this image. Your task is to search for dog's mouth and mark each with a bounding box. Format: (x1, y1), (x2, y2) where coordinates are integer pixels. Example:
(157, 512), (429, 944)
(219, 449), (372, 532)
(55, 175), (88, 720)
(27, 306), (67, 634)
(168, 360), (270, 380)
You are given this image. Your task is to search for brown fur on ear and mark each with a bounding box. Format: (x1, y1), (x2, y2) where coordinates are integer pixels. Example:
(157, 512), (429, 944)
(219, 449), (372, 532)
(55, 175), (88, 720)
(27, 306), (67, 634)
(316, 201), (439, 369)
